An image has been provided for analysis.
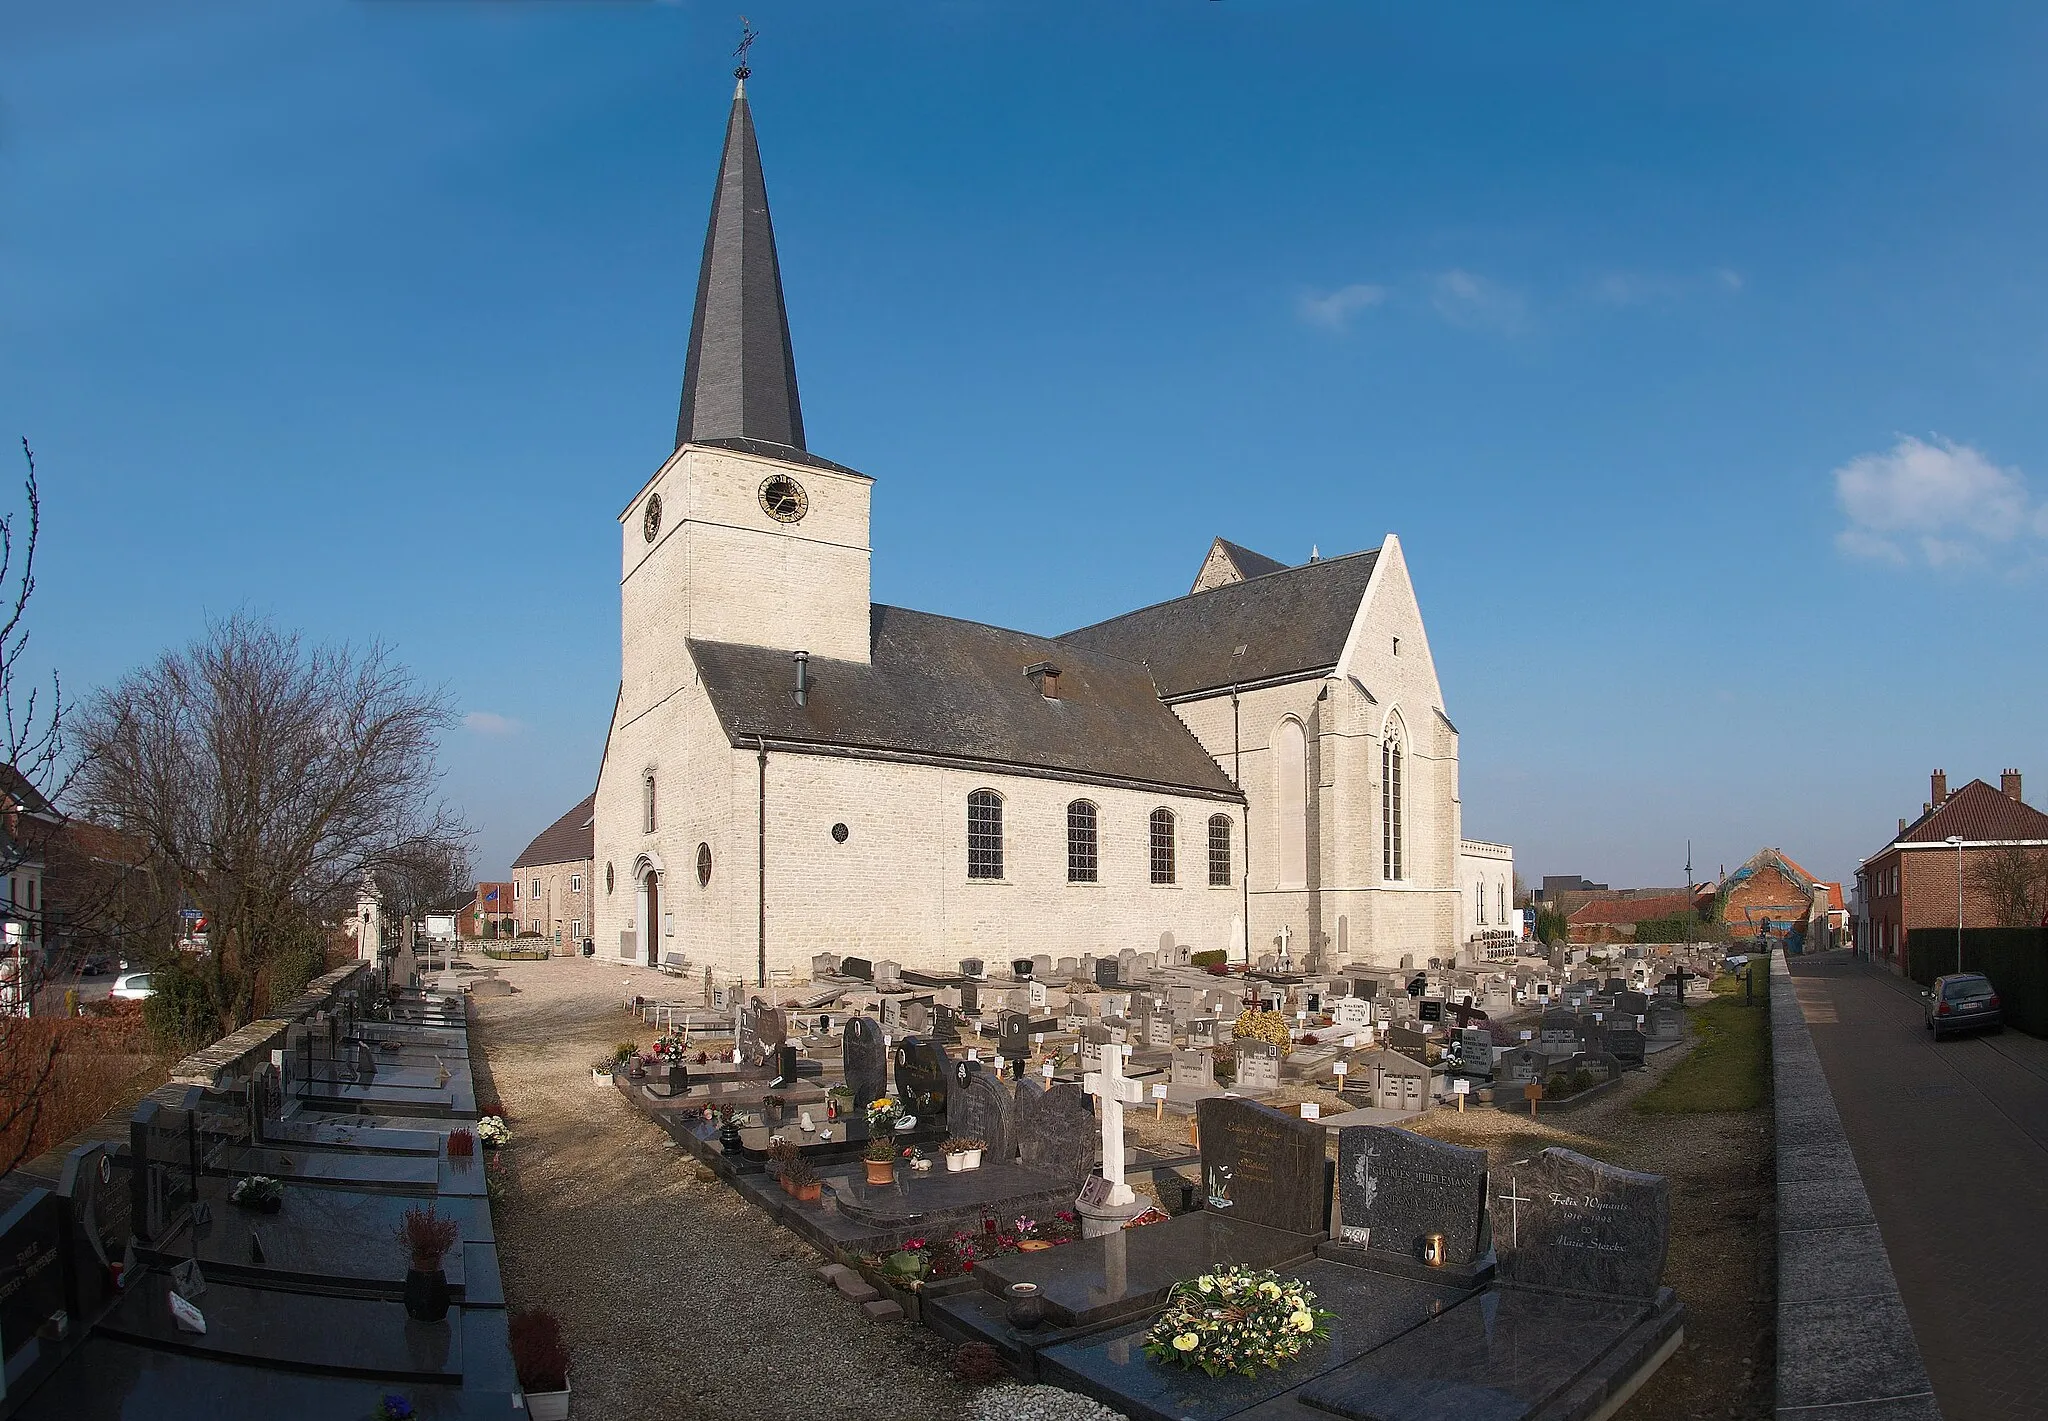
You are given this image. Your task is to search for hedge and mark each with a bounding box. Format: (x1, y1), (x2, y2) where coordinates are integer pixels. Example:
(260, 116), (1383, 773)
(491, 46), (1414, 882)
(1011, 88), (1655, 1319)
(1189, 949), (1227, 970)
(1906, 927), (2048, 1037)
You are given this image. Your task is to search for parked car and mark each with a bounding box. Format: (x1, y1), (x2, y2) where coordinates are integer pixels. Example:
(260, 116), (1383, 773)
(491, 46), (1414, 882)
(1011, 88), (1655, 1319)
(109, 971), (156, 1001)
(77, 955), (111, 976)
(1924, 972), (2002, 1040)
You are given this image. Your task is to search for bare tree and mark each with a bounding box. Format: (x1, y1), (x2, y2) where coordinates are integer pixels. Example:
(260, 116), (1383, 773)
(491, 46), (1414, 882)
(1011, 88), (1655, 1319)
(1967, 844), (2048, 929)
(73, 615), (468, 1038)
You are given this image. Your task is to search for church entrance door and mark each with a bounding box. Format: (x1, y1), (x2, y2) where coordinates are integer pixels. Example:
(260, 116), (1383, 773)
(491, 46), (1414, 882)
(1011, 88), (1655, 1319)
(644, 873), (661, 967)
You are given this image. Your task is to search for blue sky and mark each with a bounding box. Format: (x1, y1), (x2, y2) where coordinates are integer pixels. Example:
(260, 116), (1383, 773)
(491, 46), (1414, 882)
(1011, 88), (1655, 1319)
(5, 2), (2046, 891)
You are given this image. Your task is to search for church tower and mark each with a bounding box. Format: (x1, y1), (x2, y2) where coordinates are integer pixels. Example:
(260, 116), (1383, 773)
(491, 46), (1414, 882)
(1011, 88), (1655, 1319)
(617, 72), (873, 720)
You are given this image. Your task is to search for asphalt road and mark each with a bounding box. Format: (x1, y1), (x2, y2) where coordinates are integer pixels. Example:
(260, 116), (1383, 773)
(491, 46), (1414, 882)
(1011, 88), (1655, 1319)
(1789, 950), (2048, 1421)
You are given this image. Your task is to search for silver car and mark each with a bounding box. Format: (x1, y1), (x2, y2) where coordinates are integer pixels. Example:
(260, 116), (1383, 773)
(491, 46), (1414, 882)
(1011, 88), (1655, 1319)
(1924, 973), (2002, 1040)
(109, 971), (156, 1001)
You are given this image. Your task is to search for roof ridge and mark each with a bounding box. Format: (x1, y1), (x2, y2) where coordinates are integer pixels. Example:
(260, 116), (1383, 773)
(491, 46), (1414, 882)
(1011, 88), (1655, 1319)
(1062, 546), (1378, 639)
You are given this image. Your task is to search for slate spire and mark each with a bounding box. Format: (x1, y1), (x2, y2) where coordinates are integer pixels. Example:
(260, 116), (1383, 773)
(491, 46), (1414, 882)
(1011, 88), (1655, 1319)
(675, 75), (806, 453)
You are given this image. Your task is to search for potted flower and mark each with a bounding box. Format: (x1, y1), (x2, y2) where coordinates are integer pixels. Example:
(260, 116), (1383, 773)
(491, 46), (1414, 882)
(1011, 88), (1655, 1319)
(1014, 1214), (1053, 1251)
(863, 1097), (900, 1136)
(767, 1137), (799, 1191)
(763, 1093), (788, 1128)
(230, 1175), (284, 1214)
(397, 1206), (460, 1322)
(941, 1137), (985, 1172)
(509, 1305), (571, 1421)
(476, 1115), (510, 1150)
(783, 1155), (822, 1203)
(861, 1134), (897, 1185)
(446, 1129), (476, 1162)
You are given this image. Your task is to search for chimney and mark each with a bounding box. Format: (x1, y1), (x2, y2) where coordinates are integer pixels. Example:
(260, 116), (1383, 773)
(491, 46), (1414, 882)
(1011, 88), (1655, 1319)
(793, 651), (810, 708)
(2002, 768), (2023, 803)
(1931, 769), (1947, 807)
(1024, 661), (1061, 700)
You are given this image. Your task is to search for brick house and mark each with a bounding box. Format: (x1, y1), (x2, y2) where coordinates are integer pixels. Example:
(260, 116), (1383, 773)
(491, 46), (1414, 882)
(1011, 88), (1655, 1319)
(1718, 848), (1832, 947)
(1567, 887), (1713, 945)
(465, 882), (515, 939)
(511, 794), (596, 956)
(1856, 770), (2048, 971)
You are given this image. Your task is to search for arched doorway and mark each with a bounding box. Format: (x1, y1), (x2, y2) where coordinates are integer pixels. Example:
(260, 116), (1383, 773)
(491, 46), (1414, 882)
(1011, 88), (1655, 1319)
(635, 856), (664, 967)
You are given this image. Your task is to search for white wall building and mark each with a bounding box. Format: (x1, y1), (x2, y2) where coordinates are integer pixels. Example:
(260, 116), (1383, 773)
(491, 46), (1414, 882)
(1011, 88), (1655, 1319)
(590, 77), (1509, 983)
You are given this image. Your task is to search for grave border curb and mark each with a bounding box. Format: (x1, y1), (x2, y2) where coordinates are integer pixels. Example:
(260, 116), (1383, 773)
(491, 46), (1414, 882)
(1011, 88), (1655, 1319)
(1770, 949), (1942, 1419)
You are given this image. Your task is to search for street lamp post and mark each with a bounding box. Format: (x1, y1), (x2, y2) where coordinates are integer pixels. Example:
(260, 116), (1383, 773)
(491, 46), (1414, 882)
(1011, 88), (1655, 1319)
(1946, 834), (1965, 974)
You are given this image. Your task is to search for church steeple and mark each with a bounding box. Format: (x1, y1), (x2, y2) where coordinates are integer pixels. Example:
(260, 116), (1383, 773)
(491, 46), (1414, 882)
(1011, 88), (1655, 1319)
(675, 73), (806, 454)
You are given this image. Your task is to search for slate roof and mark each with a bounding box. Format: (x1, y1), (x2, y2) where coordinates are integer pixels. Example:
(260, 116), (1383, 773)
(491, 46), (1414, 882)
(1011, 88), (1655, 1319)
(512, 793), (596, 869)
(1060, 549), (1380, 700)
(1892, 778), (2048, 847)
(689, 607), (1241, 799)
(675, 79), (806, 454)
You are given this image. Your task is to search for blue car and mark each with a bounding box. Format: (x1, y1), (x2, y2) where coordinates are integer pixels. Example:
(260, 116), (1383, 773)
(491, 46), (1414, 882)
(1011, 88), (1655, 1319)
(1924, 973), (2002, 1041)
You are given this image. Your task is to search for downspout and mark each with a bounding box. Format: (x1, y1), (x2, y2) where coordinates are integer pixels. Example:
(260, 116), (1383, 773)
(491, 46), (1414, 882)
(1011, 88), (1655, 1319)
(756, 735), (768, 989)
(1234, 683), (1250, 968)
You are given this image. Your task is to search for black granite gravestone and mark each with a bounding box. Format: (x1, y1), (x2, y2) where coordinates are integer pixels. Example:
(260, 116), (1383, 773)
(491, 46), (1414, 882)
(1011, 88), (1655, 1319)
(1012, 958), (1035, 980)
(932, 1002), (962, 1049)
(1495, 1147), (1670, 1299)
(841, 957), (873, 982)
(893, 1036), (949, 1124)
(1196, 1096), (1327, 1236)
(1606, 1027), (1646, 1067)
(767, 1044), (800, 1088)
(1333, 1125), (1489, 1267)
(1093, 958), (1121, 987)
(0, 1190), (64, 1365)
(997, 1008), (1030, 1061)
(1015, 1081), (1095, 1189)
(842, 1017), (886, 1114)
(946, 1057), (983, 1138)
(954, 1069), (1016, 1164)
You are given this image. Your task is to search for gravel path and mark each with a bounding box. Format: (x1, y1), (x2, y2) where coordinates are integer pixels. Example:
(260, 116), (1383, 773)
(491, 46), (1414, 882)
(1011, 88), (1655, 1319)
(465, 957), (975, 1421)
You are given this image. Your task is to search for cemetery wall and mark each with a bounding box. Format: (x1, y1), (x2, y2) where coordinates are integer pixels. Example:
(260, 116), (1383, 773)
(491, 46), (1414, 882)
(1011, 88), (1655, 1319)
(1769, 950), (1937, 1415)
(1906, 926), (2048, 1036)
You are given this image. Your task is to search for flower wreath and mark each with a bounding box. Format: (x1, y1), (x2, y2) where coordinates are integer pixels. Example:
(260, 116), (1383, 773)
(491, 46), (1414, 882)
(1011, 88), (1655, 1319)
(1141, 1266), (1334, 1378)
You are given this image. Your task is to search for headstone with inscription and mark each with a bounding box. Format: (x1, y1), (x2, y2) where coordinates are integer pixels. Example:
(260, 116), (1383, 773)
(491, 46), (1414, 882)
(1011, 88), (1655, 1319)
(1015, 1081), (1096, 1189)
(1170, 1046), (1216, 1091)
(1494, 1147), (1671, 1299)
(893, 1036), (949, 1122)
(1233, 1040), (1282, 1093)
(1333, 1125), (1490, 1268)
(842, 1016), (886, 1114)
(1196, 1096), (1327, 1235)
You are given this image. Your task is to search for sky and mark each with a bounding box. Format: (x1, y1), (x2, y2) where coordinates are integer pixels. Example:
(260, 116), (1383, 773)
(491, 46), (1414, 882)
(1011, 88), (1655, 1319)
(4, 2), (2047, 891)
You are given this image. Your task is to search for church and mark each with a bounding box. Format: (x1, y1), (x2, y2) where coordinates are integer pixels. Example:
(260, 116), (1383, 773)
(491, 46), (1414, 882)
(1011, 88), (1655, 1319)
(590, 75), (1509, 983)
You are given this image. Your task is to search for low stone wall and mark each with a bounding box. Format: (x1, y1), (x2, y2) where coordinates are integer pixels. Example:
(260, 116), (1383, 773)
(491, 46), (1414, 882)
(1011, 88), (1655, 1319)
(1770, 950), (1941, 1418)
(167, 963), (370, 1089)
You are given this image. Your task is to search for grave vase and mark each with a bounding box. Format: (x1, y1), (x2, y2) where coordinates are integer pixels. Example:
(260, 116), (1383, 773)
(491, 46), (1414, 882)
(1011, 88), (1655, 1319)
(523, 1381), (571, 1421)
(961, 1149), (983, 1170)
(1004, 1282), (1047, 1331)
(404, 1261), (451, 1323)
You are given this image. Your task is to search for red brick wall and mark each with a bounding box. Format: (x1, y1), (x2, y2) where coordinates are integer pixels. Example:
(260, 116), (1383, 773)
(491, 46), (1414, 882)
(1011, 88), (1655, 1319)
(1900, 845), (2005, 933)
(1720, 864), (1814, 940)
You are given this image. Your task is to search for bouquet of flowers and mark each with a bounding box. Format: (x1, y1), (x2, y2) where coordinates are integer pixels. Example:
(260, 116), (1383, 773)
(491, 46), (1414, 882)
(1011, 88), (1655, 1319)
(476, 1115), (511, 1148)
(1141, 1266), (1334, 1378)
(652, 1035), (688, 1062)
(865, 1096), (904, 1133)
(230, 1175), (284, 1209)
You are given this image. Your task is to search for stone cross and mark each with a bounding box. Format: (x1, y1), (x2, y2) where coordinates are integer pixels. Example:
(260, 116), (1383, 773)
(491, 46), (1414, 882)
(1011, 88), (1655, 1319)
(1083, 1041), (1147, 1208)
(1498, 1173), (1532, 1247)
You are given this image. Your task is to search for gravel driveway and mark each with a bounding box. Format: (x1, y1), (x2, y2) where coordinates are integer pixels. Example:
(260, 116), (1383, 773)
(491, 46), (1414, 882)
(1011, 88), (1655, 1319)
(466, 957), (973, 1421)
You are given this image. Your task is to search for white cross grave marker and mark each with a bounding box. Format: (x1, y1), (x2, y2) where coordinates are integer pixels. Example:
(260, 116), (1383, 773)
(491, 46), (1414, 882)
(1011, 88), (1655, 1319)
(1083, 1042), (1147, 1208)
(1497, 1175), (1531, 1248)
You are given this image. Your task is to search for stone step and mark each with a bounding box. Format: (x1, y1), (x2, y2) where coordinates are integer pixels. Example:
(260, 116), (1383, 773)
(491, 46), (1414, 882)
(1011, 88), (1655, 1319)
(860, 1299), (903, 1322)
(815, 1263), (851, 1287)
(836, 1277), (880, 1305)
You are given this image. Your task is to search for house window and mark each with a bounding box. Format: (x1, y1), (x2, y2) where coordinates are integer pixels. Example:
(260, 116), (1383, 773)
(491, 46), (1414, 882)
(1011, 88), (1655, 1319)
(1067, 800), (1098, 883)
(571, 918), (583, 941)
(512, 881), (520, 901)
(528, 918), (539, 934)
(1382, 725), (1404, 881)
(968, 790), (1004, 879)
(1150, 809), (1177, 885)
(570, 873), (583, 895)
(1207, 815), (1232, 887)
(530, 878), (541, 901)
(643, 772), (657, 833)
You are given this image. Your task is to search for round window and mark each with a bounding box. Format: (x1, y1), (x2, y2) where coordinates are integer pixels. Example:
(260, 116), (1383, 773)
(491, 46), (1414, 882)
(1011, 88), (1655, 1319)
(696, 842), (713, 887)
(831, 823), (849, 843)
(604, 862), (615, 895)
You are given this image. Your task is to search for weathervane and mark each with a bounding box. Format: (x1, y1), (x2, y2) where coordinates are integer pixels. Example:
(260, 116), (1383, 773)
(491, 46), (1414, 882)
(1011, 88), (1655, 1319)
(734, 17), (758, 80)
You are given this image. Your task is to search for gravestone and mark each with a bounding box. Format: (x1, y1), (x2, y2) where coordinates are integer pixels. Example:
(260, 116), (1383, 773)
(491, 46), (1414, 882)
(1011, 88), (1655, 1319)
(997, 1009), (1031, 1062)
(1079, 1022), (1111, 1075)
(58, 1142), (133, 1320)
(1056, 956), (1077, 979)
(767, 1043), (800, 1088)
(1012, 957), (1035, 981)
(842, 1017), (886, 1114)
(1455, 1027), (1496, 1077)
(1539, 1008), (1584, 1054)
(1016, 1081), (1096, 1189)
(954, 1067), (1016, 1163)
(1032, 953), (1054, 981)
(1093, 958), (1121, 987)
(1196, 1096), (1327, 1235)
(811, 952), (841, 980)
(1498, 1045), (1545, 1085)
(1145, 1013), (1173, 1048)
(959, 957), (984, 978)
(1647, 1002), (1683, 1041)
(893, 1036), (949, 1123)
(1495, 1147), (1671, 1299)
(931, 1001), (963, 1049)
(1334, 1125), (1490, 1266)
(1387, 1025), (1431, 1062)
(1616, 990), (1651, 1021)
(959, 982), (981, 1015)
(1606, 1026), (1647, 1067)
(1234, 1040), (1281, 1093)
(1170, 1047), (1215, 1090)
(0, 1190), (65, 1365)
(874, 959), (904, 993)
(1188, 1018), (1217, 1048)
(840, 956), (873, 982)
(898, 997), (933, 1037)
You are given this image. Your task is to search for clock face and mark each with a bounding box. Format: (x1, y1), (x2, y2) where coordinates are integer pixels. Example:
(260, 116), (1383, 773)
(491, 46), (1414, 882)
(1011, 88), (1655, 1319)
(642, 493), (663, 543)
(759, 475), (808, 524)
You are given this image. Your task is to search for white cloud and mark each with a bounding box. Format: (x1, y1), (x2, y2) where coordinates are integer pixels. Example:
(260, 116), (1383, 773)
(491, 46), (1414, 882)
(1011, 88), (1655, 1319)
(1714, 267), (1745, 292)
(1833, 435), (2048, 567)
(1296, 283), (1387, 332)
(462, 710), (524, 736)
(1432, 269), (1525, 332)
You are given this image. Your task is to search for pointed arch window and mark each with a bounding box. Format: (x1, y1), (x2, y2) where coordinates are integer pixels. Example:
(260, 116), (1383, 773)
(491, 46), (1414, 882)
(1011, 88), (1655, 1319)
(967, 790), (1004, 879)
(1475, 880), (1486, 924)
(1382, 724), (1405, 881)
(1207, 815), (1233, 887)
(1149, 809), (1177, 885)
(1067, 800), (1099, 883)
(642, 772), (658, 834)
(1274, 718), (1308, 889)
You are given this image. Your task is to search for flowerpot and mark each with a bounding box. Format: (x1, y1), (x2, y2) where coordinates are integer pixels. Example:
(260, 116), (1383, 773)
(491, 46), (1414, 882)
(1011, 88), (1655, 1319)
(523, 1380), (570, 1421)
(962, 1150), (983, 1170)
(794, 1182), (822, 1203)
(1017, 1239), (1054, 1252)
(864, 1158), (895, 1186)
(1005, 1281), (1047, 1331)
(718, 1124), (742, 1151)
(403, 1266), (451, 1323)
(779, 1175), (794, 1195)
(945, 1154), (965, 1173)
